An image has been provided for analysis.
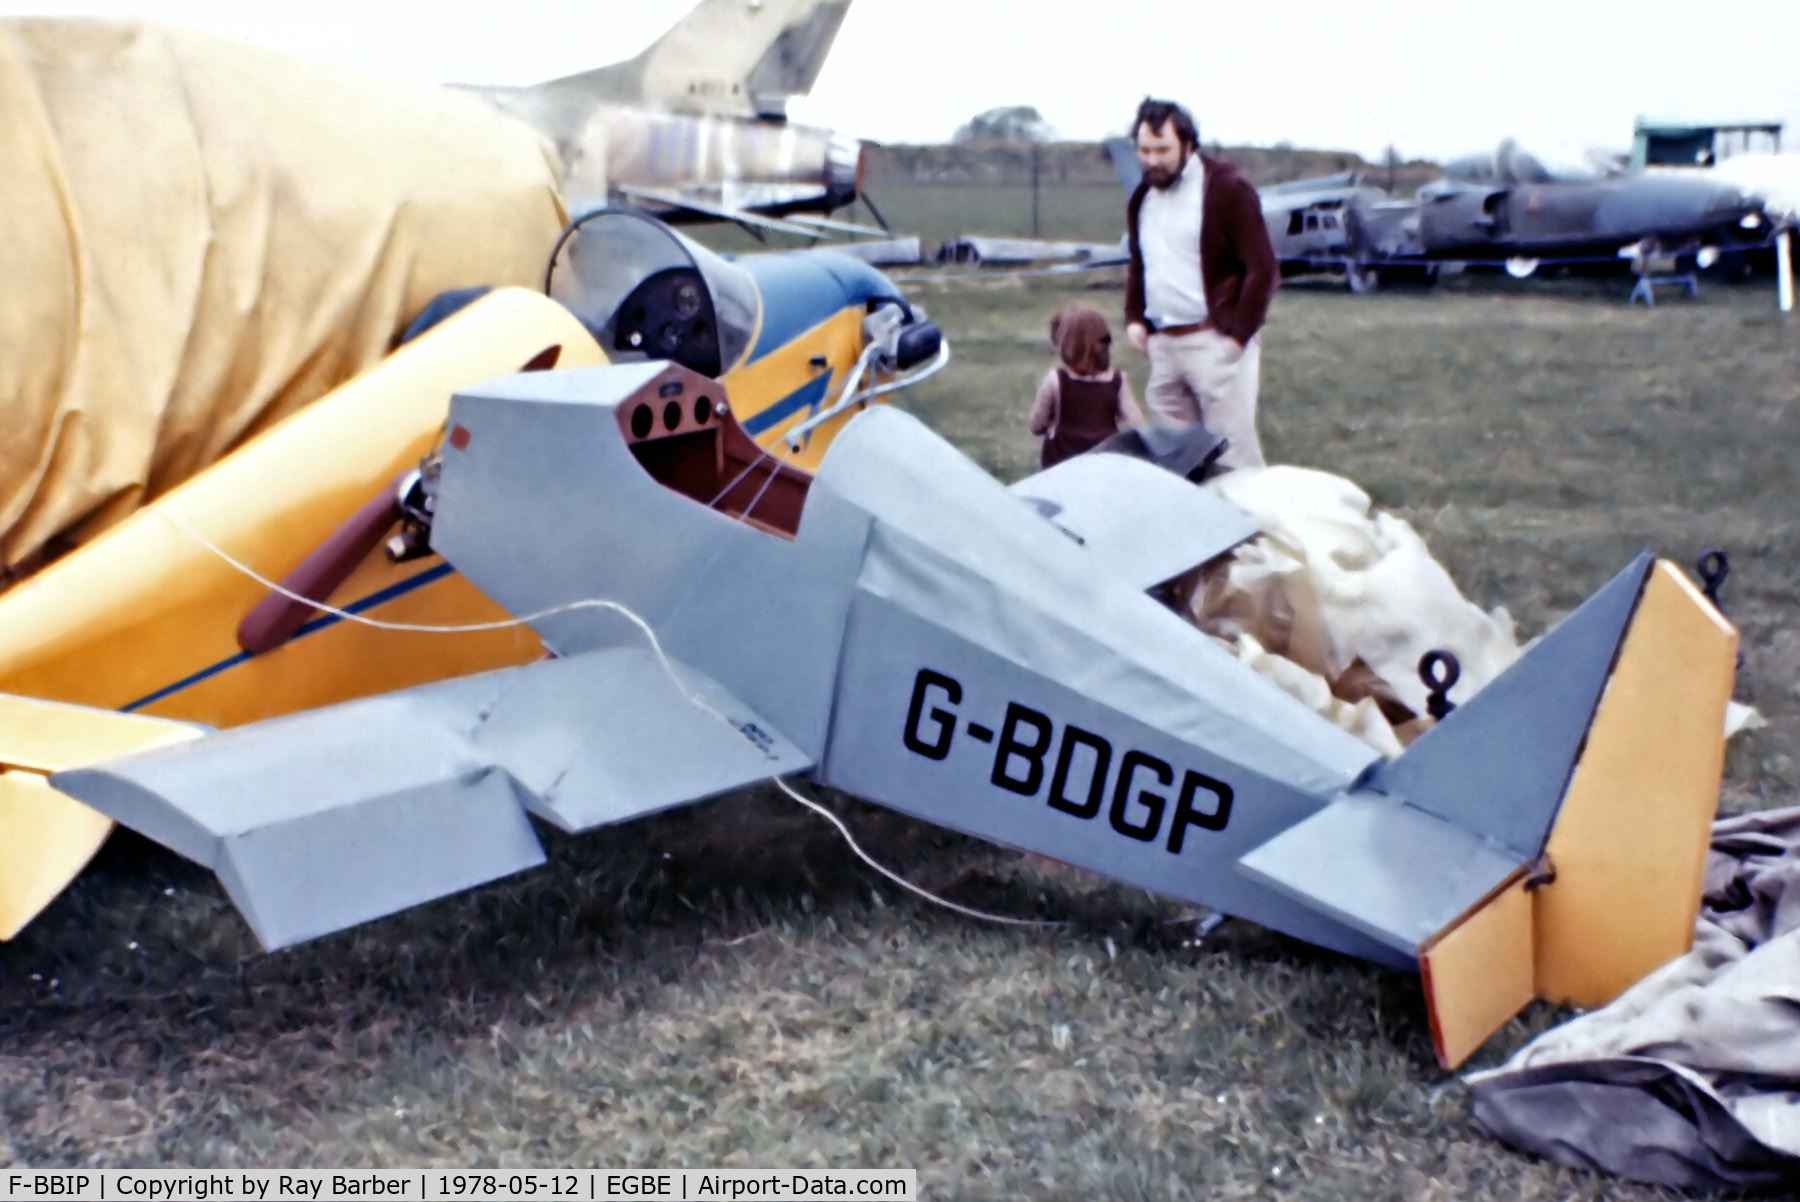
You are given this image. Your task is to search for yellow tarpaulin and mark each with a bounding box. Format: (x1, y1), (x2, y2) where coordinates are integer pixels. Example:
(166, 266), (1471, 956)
(0, 19), (568, 572)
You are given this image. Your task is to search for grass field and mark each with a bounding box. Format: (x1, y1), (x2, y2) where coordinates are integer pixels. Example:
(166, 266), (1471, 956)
(3, 258), (1797, 1199)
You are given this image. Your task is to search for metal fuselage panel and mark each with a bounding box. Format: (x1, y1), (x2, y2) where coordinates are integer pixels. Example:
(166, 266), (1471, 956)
(821, 586), (1403, 967)
(1416, 176), (1764, 259)
(433, 365), (872, 760)
(1263, 186), (1387, 264)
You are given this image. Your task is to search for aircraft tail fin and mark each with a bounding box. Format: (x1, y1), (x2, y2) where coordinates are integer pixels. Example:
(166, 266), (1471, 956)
(1241, 556), (1736, 1067)
(1412, 556), (1735, 1065)
(1372, 553), (1655, 861)
(1517, 561), (1736, 1000)
(0, 696), (201, 940)
(545, 0), (853, 119)
(1103, 136), (1142, 196)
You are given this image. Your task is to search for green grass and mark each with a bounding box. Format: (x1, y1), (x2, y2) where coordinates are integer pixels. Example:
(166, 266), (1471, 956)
(4, 260), (1796, 1199)
(852, 183), (1129, 243)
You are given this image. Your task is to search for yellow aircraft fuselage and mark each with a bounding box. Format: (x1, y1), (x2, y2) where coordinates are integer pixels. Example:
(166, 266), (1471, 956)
(0, 263), (902, 938)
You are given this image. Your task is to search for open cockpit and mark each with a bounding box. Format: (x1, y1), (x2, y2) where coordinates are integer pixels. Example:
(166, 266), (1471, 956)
(612, 363), (811, 540)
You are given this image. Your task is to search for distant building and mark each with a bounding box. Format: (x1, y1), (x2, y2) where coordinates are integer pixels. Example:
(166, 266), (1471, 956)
(1632, 119), (1784, 169)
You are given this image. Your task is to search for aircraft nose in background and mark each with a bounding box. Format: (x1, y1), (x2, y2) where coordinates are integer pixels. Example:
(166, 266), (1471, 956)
(1592, 175), (1759, 239)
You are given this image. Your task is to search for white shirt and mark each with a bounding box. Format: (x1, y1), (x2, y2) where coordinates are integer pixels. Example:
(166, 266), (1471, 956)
(1139, 156), (1207, 328)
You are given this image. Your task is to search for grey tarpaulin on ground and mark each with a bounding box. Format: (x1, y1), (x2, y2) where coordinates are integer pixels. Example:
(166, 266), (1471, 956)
(1467, 805), (1800, 1192)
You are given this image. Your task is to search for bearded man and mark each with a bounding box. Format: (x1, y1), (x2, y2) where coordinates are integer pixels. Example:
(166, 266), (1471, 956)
(1123, 97), (1278, 468)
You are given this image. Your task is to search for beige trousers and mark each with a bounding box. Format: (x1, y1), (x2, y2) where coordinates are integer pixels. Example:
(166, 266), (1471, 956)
(1144, 328), (1265, 468)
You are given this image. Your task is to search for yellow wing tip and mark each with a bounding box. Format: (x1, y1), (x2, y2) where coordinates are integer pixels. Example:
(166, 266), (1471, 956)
(0, 772), (114, 941)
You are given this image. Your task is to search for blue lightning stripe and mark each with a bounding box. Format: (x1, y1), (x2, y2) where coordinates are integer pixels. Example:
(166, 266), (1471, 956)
(739, 251), (900, 362)
(741, 373), (832, 437)
(120, 562), (457, 713)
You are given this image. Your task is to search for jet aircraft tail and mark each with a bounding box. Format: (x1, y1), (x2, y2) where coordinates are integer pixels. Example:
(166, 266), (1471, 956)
(539, 0), (852, 120)
(1103, 136), (1142, 196)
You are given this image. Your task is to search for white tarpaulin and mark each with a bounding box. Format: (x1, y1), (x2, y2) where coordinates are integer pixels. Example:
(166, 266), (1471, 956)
(1185, 465), (1761, 754)
(1189, 466), (1522, 753)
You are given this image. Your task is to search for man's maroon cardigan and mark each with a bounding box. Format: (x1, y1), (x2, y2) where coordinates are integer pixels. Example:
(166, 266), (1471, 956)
(1124, 154), (1279, 346)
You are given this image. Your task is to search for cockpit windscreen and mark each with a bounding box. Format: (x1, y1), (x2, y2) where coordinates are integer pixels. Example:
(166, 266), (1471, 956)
(547, 209), (761, 378)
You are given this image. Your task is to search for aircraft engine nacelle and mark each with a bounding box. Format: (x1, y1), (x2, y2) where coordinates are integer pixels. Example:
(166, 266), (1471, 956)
(1419, 187), (1510, 252)
(598, 109), (846, 195)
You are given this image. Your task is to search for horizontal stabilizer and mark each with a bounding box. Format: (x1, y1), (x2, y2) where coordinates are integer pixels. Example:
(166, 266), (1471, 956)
(1239, 789), (1542, 1067)
(1009, 454), (1257, 590)
(618, 185), (824, 237)
(53, 648), (810, 948)
(785, 213), (891, 238)
(1237, 793), (1523, 962)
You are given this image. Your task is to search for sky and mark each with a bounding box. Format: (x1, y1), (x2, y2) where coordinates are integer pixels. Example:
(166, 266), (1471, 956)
(8, 1), (1800, 165)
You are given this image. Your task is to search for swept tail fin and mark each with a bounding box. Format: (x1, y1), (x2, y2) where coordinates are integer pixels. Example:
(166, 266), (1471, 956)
(533, 0), (853, 119)
(1523, 560), (1736, 1004)
(1103, 136), (1141, 195)
(1370, 552), (1655, 860)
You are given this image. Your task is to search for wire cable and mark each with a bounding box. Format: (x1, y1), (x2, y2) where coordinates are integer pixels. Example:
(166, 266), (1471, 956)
(151, 505), (1061, 930)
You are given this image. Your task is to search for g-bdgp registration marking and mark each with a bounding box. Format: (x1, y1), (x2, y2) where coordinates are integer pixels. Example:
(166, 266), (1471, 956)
(901, 667), (1232, 851)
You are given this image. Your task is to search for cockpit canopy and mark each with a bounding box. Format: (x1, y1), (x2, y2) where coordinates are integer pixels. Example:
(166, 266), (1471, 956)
(546, 209), (761, 378)
(1438, 140), (1616, 188)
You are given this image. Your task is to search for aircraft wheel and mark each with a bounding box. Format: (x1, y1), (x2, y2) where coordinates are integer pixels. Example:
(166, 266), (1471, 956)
(1345, 262), (1381, 294)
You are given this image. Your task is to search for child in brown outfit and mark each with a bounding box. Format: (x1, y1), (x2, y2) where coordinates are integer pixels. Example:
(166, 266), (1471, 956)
(1029, 303), (1145, 469)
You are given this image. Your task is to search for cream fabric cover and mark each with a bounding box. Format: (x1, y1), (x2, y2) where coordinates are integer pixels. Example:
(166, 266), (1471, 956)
(1189, 466), (1760, 753)
(0, 20), (566, 571)
(1192, 466), (1521, 753)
